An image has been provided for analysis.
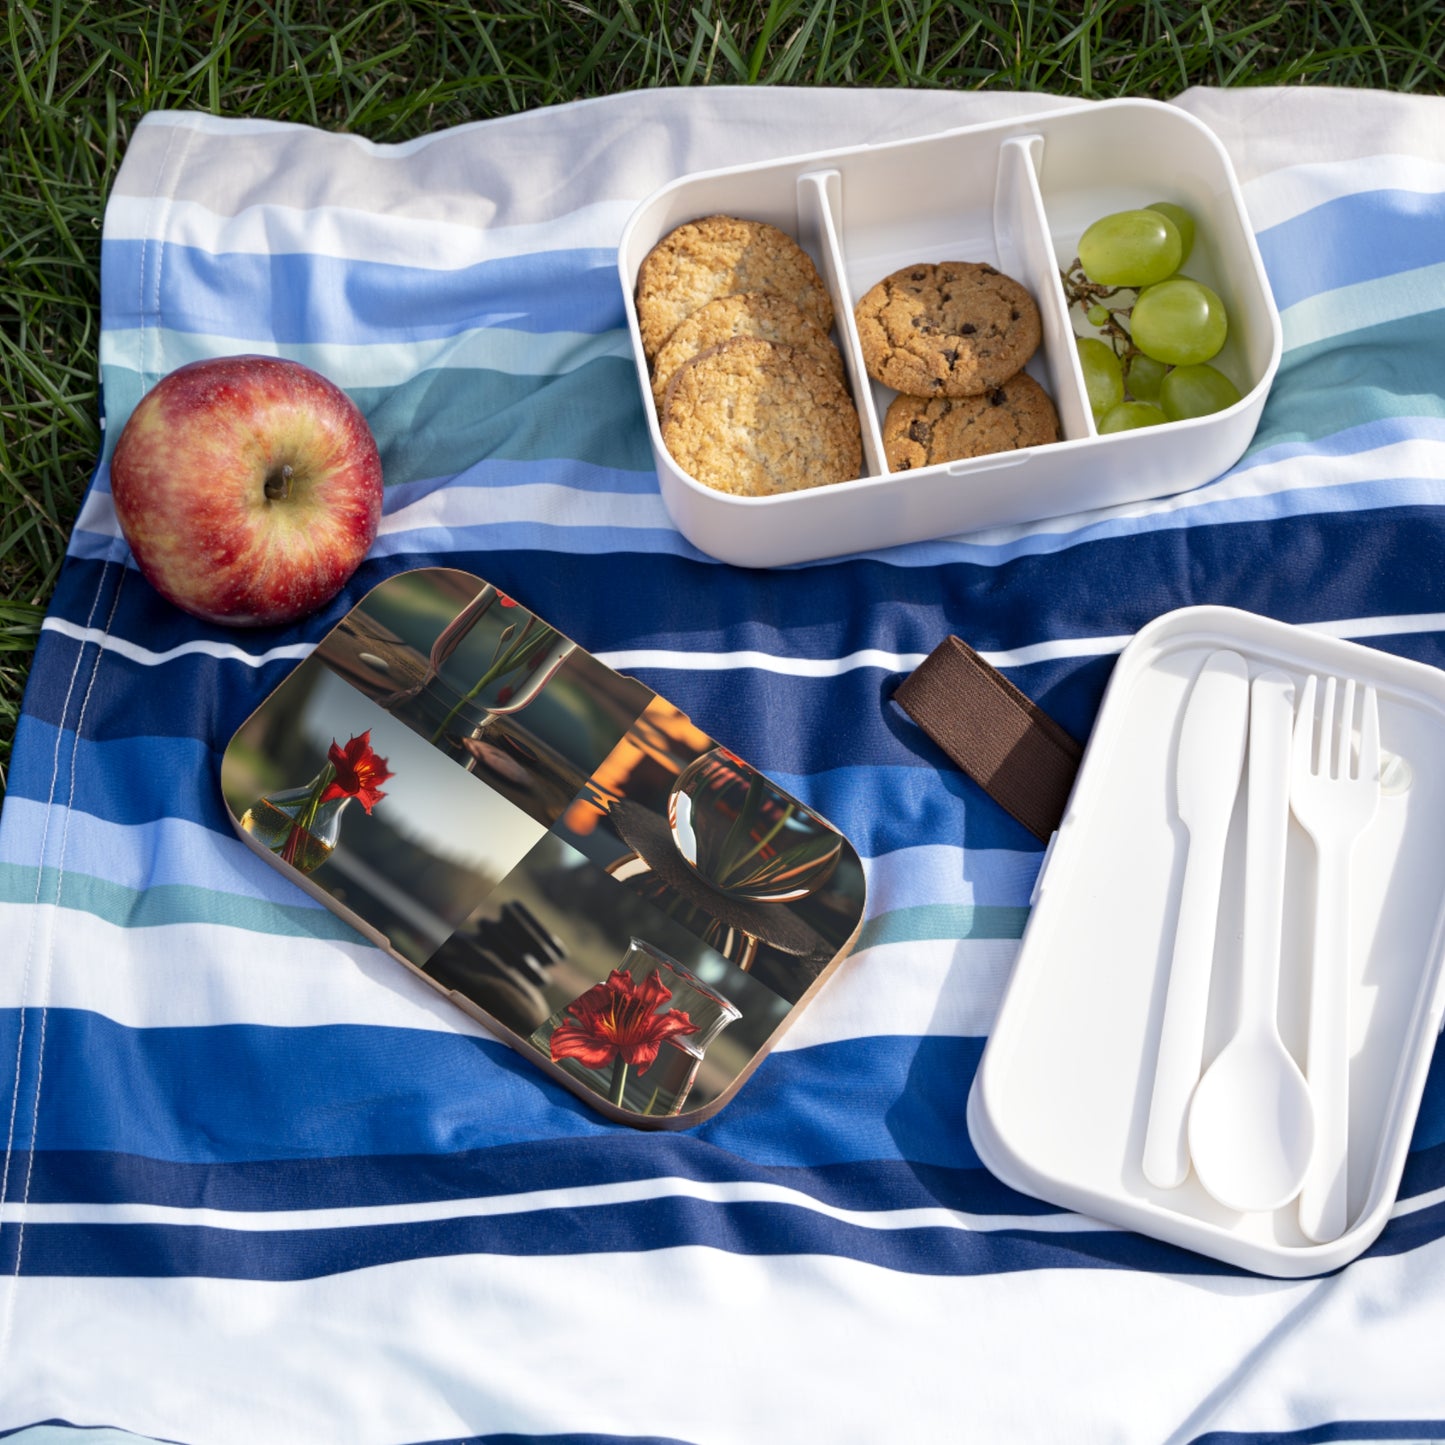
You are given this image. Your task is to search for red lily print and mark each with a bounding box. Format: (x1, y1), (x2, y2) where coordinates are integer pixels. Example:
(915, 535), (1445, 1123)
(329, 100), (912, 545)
(549, 967), (698, 1105)
(321, 730), (393, 814)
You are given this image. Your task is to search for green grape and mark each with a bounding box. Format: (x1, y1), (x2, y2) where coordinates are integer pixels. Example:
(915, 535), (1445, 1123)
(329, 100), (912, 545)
(1086, 304), (1111, 327)
(1077, 209), (1183, 288)
(1098, 401), (1168, 433)
(1125, 353), (1168, 404)
(1147, 202), (1196, 264)
(1130, 277), (1228, 366)
(1077, 337), (1124, 419)
(1160, 363), (1242, 420)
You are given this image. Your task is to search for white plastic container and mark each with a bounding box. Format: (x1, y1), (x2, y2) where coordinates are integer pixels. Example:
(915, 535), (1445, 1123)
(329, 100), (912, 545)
(618, 98), (1282, 568)
(967, 607), (1445, 1277)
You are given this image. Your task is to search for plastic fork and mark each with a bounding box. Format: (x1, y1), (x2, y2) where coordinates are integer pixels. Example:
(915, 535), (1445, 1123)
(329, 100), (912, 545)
(1290, 674), (1381, 1243)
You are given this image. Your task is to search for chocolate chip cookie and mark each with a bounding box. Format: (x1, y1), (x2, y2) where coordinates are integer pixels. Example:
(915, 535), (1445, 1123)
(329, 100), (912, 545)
(882, 373), (1059, 471)
(660, 336), (861, 497)
(854, 262), (1041, 397)
(636, 216), (835, 361)
(650, 291), (844, 410)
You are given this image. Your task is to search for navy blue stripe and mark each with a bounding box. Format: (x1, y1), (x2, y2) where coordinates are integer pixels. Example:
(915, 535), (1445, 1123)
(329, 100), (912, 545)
(27, 513), (1445, 768)
(0, 1198), (1240, 1281)
(0, 1010), (985, 1171)
(100, 240), (625, 343)
(1191, 1422), (1445, 1445)
(16, 1146), (1050, 1217)
(7, 1192), (1440, 1285)
(1255, 186), (1445, 311)
(44, 507), (1445, 696)
(0, 1426), (686, 1445)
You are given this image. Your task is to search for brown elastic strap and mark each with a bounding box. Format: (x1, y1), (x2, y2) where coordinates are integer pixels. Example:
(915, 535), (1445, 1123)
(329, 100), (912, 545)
(893, 635), (1083, 842)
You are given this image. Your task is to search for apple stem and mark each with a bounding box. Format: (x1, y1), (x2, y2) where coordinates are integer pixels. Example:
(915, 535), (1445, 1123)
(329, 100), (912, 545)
(265, 463), (294, 502)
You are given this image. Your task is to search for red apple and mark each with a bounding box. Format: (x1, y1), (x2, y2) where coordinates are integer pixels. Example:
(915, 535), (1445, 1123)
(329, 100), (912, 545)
(110, 354), (384, 627)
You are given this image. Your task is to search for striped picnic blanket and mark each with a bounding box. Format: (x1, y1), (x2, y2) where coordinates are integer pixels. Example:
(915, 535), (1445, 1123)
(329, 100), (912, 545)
(3, 84), (1444, 1443)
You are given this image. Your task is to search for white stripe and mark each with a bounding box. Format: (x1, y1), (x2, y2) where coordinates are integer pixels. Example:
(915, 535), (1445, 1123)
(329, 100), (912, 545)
(99, 323), (633, 389)
(3, 1168), (1436, 1236)
(69, 476), (677, 548)
(774, 938), (1017, 1050)
(103, 194), (637, 266)
(37, 617), (313, 668)
(1391, 1180), (1445, 1219)
(918, 434), (1445, 555)
(376, 481), (673, 536)
(595, 638), (1126, 675)
(1241, 153), (1445, 233)
(1280, 258), (1445, 352)
(39, 609), (1445, 679)
(0, 1175), (1097, 1237)
(12, 1237), (1444, 1444)
(0, 902), (498, 1039)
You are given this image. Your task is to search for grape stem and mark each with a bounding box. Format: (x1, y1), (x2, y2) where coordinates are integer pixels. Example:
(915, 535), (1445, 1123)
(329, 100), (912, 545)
(1060, 258), (1139, 364)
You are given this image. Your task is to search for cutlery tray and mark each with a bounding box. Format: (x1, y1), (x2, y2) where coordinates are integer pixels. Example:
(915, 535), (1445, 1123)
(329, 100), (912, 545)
(967, 606), (1445, 1276)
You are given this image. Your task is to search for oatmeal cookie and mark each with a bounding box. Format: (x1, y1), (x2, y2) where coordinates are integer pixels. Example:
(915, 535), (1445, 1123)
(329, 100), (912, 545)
(882, 373), (1059, 470)
(636, 215), (835, 360)
(650, 291), (844, 410)
(854, 261), (1041, 397)
(660, 336), (861, 497)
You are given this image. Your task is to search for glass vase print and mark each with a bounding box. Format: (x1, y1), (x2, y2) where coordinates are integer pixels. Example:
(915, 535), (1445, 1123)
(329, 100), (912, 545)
(311, 568), (652, 831)
(239, 730), (392, 874)
(530, 937), (741, 1116)
(669, 746), (843, 902)
(557, 695), (867, 1006)
(416, 583), (579, 758)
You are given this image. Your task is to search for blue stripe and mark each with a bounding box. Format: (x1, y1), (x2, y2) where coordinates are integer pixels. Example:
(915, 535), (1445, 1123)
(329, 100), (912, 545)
(0, 1009), (985, 1171)
(1, 1200), (1235, 1281)
(0, 1427), (688, 1445)
(7, 1159), (1441, 1287)
(15, 1146), (1053, 1216)
(1191, 1422), (1445, 1445)
(42, 511), (1445, 693)
(1256, 186), (1445, 311)
(8, 1005), (1439, 1194)
(100, 241), (625, 345)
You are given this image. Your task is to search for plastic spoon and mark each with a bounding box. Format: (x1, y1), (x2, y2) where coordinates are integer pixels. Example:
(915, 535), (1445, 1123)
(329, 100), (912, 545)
(1142, 649), (1251, 1189)
(1188, 669), (1316, 1213)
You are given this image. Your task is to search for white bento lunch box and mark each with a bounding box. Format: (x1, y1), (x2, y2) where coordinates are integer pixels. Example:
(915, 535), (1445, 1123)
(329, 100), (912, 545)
(968, 607), (1445, 1277)
(617, 98), (1282, 568)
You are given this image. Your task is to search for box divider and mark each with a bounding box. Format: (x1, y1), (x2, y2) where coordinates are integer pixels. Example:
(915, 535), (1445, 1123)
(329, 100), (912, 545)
(796, 168), (886, 480)
(993, 134), (1095, 443)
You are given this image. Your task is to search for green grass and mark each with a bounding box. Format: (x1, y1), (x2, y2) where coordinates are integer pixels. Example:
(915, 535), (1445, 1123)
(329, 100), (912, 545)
(3, 0), (1444, 798)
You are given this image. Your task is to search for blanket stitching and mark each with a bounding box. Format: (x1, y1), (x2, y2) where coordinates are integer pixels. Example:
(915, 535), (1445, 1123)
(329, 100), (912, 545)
(0, 113), (192, 1380)
(0, 557), (116, 1371)
(0, 566), (129, 1357)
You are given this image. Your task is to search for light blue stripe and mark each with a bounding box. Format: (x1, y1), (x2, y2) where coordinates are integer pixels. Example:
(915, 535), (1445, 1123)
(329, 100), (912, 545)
(100, 238), (623, 343)
(0, 799), (324, 904)
(1255, 185), (1445, 311)
(100, 321), (635, 389)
